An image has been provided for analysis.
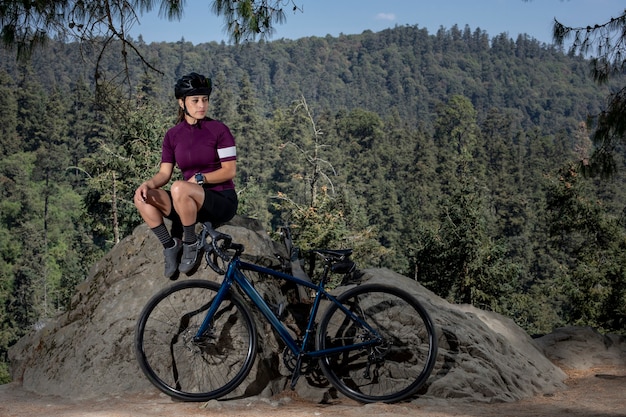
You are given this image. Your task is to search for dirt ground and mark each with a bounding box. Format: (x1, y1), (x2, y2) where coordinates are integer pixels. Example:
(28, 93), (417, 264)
(1, 366), (625, 417)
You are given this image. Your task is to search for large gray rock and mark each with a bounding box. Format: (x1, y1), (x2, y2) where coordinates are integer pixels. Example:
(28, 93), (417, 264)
(534, 326), (626, 370)
(365, 272), (567, 403)
(9, 217), (568, 403)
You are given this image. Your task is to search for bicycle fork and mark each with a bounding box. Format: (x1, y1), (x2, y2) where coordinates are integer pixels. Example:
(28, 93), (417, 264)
(193, 276), (235, 343)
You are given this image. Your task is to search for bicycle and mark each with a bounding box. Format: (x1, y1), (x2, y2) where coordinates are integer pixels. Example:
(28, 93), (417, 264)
(134, 222), (438, 404)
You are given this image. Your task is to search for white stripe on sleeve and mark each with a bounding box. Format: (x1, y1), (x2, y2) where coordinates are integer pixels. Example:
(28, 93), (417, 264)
(218, 146), (237, 159)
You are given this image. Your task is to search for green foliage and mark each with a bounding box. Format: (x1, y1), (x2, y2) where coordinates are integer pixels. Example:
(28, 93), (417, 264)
(211, 0), (299, 43)
(80, 87), (170, 246)
(553, 10), (626, 176)
(270, 97), (387, 271)
(545, 163), (626, 332)
(0, 362), (9, 383)
(413, 96), (516, 310)
(0, 69), (18, 156)
(2, 24), (626, 385)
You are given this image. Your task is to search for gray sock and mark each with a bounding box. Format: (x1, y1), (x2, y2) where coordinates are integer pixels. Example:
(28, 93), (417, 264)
(152, 224), (175, 248)
(183, 225), (197, 244)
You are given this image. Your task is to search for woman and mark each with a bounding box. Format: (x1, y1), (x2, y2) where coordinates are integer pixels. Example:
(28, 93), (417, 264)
(134, 72), (238, 279)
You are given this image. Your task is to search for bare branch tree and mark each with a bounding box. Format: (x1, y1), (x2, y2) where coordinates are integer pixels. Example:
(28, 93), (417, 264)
(211, 0), (302, 44)
(1, 1), (302, 94)
(280, 95), (336, 207)
(552, 8), (626, 175)
(553, 11), (626, 83)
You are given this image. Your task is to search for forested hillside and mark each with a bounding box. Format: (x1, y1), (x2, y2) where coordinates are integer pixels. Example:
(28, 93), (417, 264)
(1, 24), (625, 383)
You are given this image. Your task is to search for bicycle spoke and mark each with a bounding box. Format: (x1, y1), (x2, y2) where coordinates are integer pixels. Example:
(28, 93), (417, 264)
(135, 280), (256, 401)
(317, 284), (437, 403)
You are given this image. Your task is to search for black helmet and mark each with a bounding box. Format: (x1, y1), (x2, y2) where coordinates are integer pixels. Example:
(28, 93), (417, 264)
(175, 72), (212, 99)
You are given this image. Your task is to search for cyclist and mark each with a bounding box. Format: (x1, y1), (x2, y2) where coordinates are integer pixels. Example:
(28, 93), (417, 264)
(134, 72), (238, 279)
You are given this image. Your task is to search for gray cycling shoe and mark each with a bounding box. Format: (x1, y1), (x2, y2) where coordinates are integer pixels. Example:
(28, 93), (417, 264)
(178, 240), (202, 275)
(163, 238), (182, 279)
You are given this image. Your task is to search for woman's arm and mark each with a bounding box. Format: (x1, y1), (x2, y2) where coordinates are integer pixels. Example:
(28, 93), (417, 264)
(135, 163), (174, 201)
(194, 160), (236, 184)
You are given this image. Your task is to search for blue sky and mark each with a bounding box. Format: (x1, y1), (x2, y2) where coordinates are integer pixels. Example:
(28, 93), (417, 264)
(130, 0), (624, 45)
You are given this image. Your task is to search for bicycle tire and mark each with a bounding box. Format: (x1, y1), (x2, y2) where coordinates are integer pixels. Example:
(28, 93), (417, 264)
(317, 283), (438, 403)
(135, 279), (257, 401)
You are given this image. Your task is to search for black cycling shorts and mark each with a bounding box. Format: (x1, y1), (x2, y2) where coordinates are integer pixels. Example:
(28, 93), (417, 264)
(165, 188), (238, 237)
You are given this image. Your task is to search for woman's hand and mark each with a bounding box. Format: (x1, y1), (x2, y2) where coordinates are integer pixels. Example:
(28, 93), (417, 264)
(135, 182), (150, 203)
(135, 163), (175, 203)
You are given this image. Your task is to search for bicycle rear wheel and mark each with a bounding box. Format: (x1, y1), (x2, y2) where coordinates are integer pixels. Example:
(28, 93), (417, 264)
(317, 283), (437, 403)
(135, 279), (256, 401)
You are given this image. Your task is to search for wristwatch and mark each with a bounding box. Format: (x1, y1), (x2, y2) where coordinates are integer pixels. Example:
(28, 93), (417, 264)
(194, 173), (204, 185)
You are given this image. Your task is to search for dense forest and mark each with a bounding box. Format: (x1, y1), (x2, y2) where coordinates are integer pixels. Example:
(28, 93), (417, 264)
(1, 24), (625, 383)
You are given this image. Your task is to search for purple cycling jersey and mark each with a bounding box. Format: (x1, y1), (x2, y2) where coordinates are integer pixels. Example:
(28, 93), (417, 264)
(161, 118), (237, 191)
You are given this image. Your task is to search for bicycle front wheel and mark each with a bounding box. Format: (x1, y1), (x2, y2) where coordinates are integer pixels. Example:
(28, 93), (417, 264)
(135, 279), (257, 401)
(317, 283), (437, 403)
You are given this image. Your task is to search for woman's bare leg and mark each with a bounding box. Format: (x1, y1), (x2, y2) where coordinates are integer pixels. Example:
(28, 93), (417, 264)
(170, 180), (205, 274)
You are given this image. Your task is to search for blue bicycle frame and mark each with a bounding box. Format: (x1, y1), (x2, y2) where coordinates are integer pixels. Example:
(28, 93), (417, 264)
(194, 256), (384, 359)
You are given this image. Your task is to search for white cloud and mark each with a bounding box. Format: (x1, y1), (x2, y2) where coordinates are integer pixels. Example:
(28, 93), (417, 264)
(375, 13), (396, 21)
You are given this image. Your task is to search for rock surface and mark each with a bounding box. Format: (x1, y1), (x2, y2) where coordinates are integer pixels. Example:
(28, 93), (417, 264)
(7, 217), (625, 403)
(534, 326), (626, 370)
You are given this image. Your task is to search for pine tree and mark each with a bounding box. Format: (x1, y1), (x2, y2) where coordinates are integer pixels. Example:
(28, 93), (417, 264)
(545, 162), (626, 332)
(0, 70), (18, 156)
(417, 95), (514, 309)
